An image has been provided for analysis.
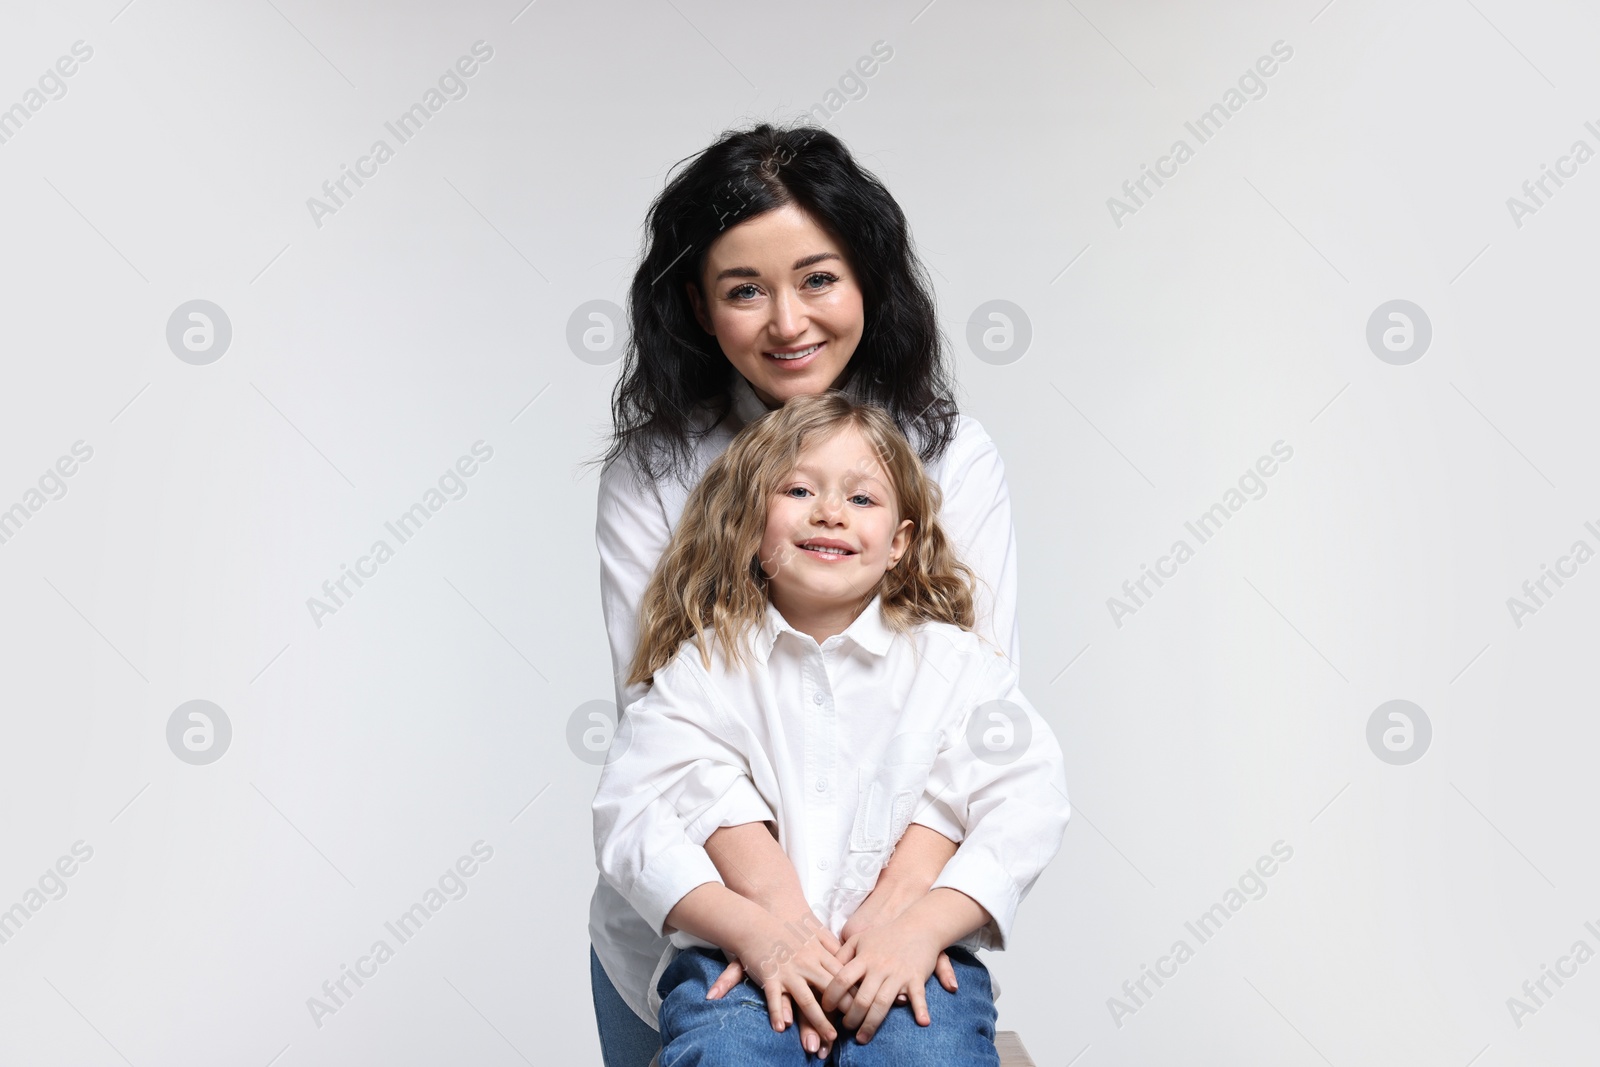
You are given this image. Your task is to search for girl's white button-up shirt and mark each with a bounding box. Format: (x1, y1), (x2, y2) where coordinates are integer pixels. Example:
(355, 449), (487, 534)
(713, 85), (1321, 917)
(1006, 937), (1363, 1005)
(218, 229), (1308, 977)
(590, 374), (1026, 1027)
(593, 595), (1070, 1021)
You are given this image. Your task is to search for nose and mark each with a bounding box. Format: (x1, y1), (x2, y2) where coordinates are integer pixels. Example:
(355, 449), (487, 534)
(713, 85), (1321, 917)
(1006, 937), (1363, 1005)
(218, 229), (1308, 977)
(811, 488), (846, 525)
(769, 286), (806, 342)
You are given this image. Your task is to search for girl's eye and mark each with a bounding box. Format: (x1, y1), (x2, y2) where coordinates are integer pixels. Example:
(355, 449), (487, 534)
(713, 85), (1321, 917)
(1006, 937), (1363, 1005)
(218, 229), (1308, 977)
(803, 272), (838, 290)
(782, 487), (872, 503)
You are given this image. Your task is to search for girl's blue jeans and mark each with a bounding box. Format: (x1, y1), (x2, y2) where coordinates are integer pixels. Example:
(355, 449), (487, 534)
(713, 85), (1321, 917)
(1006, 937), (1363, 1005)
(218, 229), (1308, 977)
(655, 945), (1000, 1067)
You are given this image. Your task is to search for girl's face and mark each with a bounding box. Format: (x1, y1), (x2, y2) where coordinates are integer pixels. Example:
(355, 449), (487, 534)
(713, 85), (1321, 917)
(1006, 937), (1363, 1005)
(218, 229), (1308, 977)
(689, 202), (865, 410)
(758, 425), (912, 621)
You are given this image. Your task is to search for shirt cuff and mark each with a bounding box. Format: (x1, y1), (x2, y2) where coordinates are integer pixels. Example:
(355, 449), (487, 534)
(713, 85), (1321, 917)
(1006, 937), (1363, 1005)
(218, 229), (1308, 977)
(930, 848), (1025, 950)
(682, 777), (775, 846)
(909, 799), (966, 846)
(630, 840), (723, 938)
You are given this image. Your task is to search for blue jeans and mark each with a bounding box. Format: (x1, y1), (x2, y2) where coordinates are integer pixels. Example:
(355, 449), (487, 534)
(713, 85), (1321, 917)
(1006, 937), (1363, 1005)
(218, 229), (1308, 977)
(591, 945), (661, 1067)
(656, 946), (999, 1067)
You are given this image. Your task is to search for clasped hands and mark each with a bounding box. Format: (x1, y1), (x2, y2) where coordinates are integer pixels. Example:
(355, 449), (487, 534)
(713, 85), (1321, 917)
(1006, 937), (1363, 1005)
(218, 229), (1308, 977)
(704, 879), (960, 1059)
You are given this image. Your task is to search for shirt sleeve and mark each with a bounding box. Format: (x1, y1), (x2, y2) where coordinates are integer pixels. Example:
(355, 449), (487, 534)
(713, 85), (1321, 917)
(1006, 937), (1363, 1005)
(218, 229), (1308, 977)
(596, 449), (675, 715)
(908, 419), (1022, 845)
(935, 417), (1022, 670)
(592, 651), (770, 938)
(682, 776), (777, 845)
(927, 655), (1070, 950)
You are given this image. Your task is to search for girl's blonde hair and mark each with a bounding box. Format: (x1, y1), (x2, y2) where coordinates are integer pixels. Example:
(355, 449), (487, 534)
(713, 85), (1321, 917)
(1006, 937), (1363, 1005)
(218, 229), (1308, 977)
(627, 391), (976, 687)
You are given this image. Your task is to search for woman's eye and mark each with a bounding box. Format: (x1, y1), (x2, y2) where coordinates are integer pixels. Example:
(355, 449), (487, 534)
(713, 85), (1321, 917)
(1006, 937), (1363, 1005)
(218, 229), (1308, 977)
(803, 272), (838, 290)
(728, 283), (761, 300)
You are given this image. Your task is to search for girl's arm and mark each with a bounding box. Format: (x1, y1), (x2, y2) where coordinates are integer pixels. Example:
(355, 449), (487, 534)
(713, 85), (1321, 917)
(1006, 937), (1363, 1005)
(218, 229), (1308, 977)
(840, 824), (957, 930)
(700, 825), (959, 988)
(834, 826), (961, 996)
(700, 821), (848, 1059)
(823, 658), (1071, 1041)
(834, 419), (1019, 958)
(592, 654), (768, 940)
(840, 418), (1020, 921)
(704, 822), (817, 922)
(705, 821), (957, 928)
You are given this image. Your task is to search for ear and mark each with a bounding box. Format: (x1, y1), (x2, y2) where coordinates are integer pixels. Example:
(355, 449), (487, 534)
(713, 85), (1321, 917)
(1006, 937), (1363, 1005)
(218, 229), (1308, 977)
(685, 282), (714, 335)
(887, 518), (913, 569)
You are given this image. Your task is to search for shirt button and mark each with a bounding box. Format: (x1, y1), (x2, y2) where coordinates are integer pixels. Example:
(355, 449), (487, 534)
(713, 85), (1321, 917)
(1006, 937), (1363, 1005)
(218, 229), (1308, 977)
(812, 691), (824, 705)
(815, 778), (828, 792)
(817, 859), (830, 870)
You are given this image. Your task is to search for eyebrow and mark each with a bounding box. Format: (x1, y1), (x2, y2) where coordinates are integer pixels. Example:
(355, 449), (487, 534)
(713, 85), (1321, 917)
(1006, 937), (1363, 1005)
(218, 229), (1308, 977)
(714, 252), (841, 283)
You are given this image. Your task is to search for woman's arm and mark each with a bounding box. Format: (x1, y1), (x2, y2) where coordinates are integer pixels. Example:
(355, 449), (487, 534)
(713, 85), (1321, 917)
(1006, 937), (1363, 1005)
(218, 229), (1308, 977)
(934, 418), (1022, 668)
(922, 656), (1071, 949)
(596, 450), (675, 713)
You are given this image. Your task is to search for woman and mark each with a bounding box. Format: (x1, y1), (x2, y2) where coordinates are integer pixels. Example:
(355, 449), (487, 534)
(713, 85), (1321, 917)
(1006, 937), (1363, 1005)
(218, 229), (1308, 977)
(588, 122), (1023, 1067)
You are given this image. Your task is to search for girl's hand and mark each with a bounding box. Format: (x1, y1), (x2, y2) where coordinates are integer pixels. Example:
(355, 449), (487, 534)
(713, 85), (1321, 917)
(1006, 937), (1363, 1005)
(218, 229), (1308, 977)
(707, 937), (840, 1059)
(720, 916), (843, 1054)
(821, 913), (946, 1043)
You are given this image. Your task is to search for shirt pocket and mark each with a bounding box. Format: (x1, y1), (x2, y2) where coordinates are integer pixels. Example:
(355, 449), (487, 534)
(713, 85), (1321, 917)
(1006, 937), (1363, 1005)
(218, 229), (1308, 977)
(848, 730), (940, 856)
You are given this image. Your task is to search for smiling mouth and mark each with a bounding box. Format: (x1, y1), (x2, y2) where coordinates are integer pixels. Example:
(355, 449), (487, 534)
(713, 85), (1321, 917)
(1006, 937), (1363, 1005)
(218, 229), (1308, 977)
(766, 342), (822, 361)
(796, 541), (856, 558)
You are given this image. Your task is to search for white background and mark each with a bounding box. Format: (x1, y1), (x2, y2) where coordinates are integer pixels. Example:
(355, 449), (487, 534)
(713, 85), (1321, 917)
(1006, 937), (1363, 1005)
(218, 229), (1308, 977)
(1, 0), (1596, 1064)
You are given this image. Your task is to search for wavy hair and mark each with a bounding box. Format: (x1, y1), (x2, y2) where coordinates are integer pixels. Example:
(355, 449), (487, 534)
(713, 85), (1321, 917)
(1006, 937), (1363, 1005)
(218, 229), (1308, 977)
(627, 392), (975, 687)
(591, 121), (959, 488)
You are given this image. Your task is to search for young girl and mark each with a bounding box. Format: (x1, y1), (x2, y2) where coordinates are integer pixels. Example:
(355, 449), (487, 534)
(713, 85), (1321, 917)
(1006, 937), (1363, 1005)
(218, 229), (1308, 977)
(593, 392), (1070, 1064)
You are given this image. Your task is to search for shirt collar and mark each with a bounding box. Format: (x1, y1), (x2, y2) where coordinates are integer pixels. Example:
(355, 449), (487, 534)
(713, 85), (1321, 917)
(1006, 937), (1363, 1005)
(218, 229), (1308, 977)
(726, 371), (873, 432)
(753, 594), (896, 664)
(728, 373), (771, 429)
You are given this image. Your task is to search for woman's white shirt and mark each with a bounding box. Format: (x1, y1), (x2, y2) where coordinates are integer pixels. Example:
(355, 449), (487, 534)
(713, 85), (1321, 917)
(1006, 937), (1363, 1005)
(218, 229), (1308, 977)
(593, 595), (1070, 1021)
(590, 374), (1024, 1026)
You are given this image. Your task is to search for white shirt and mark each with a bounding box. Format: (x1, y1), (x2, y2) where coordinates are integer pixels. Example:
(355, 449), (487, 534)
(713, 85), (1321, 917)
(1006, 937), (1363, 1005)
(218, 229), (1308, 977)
(590, 374), (1025, 1027)
(593, 595), (1070, 1021)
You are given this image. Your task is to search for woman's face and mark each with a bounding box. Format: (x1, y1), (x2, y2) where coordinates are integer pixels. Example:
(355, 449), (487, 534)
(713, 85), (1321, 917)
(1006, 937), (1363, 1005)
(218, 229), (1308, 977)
(688, 202), (865, 409)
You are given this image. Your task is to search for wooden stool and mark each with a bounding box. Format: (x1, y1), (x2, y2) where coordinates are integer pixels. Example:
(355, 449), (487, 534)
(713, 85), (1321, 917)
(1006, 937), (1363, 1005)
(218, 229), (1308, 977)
(997, 1030), (1036, 1066)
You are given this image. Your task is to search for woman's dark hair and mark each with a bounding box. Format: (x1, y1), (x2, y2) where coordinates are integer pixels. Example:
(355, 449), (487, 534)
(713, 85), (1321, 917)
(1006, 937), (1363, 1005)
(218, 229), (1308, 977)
(592, 121), (959, 486)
